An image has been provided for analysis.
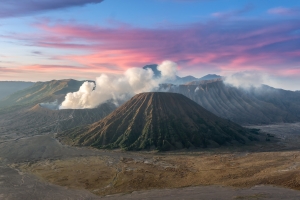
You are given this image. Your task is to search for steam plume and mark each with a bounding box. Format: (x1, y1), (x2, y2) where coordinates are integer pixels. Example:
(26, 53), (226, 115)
(224, 71), (268, 88)
(40, 100), (59, 110)
(60, 60), (178, 109)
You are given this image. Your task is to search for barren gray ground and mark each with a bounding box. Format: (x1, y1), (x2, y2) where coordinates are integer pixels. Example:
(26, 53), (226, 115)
(0, 123), (300, 199)
(247, 123), (300, 150)
(101, 185), (300, 200)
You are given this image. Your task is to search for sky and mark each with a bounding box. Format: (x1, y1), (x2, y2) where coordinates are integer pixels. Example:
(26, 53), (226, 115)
(0, 0), (300, 90)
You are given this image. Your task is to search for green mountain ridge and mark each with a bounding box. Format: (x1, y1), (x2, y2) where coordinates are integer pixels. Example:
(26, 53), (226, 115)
(0, 79), (85, 110)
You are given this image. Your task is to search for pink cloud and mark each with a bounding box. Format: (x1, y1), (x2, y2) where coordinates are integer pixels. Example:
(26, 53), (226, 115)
(279, 68), (300, 76)
(21, 64), (123, 74)
(0, 64), (106, 81)
(0, 67), (22, 73)
(21, 64), (87, 71)
(1, 17), (300, 79)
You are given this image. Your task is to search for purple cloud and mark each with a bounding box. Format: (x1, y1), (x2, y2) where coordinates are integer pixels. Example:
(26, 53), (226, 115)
(0, 0), (104, 18)
(2, 16), (300, 77)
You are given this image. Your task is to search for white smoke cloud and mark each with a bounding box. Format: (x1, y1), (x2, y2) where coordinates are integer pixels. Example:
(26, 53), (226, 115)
(60, 60), (178, 109)
(224, 71), (268, 88)
(157, 61), (177, 80)
(40, 100), (59, 110)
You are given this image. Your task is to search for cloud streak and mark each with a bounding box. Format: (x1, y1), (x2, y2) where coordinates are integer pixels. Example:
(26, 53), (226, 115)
(268, 7), (300, 16)
(0, 67), (22, 73)
(212, 4), (254, 18)
(0, 0), (104, 18)
(20, 17), (300, 75)
(1, 14), (300, 86)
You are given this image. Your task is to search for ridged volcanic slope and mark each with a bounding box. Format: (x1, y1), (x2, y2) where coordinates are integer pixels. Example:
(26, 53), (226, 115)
(0, 103), (116, 136)
(162, 81), (300, 125)
(0, 79), (85, 110)
(60, 92), (257, 151)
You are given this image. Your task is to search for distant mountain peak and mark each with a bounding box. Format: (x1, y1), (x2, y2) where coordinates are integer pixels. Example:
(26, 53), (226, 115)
(143, 64), (161, 77)
(142, 64), (222, 85)
(199, 74), (222, 80)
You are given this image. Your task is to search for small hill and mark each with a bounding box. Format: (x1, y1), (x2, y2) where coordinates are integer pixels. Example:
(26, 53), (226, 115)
(59, 92), (258, 151)
(0, 81), (34, 100)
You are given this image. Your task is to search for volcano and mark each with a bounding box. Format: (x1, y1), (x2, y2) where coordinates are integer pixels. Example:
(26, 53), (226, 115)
(59, 92), (258, 151)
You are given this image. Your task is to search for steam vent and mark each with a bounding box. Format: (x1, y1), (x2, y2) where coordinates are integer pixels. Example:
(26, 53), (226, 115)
(59, 92), (258, 151)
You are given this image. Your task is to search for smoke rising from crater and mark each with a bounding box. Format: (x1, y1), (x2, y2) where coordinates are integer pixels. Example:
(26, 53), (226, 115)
(40, 100), (59, 110)
(224, 71), (268, 89)
(59, 60), (178, 109)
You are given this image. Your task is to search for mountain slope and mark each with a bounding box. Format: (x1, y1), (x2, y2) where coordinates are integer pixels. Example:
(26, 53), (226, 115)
(248, 85), (300, 119)
(0, 103), (116, 136)
(0, 79), (85, 109)
(199, 74), (222, 81)
(162, 80), (300, 125)
(0, 81), (34, 100)
(59, 92), (258, 151)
